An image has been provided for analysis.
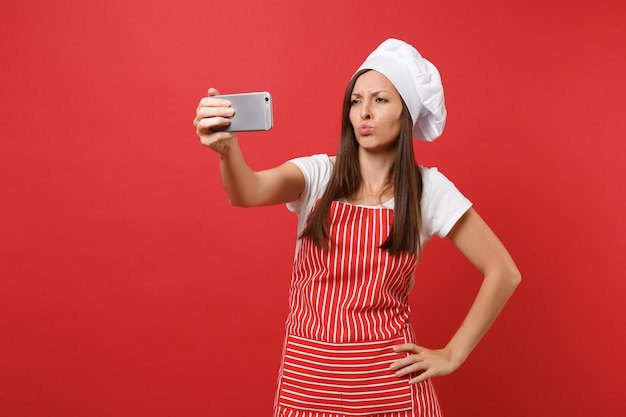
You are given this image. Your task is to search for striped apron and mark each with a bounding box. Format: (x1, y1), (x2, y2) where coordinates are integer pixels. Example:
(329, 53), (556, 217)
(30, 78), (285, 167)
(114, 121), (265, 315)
(275, 201), (443, 417)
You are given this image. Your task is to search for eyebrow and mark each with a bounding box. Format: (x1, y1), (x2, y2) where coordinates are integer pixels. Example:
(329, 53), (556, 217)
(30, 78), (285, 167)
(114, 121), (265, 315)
(351, 90), (392, 96)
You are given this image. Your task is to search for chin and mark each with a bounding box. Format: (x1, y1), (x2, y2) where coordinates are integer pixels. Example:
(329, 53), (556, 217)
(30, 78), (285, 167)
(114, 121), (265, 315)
(359, 143), (396, 154)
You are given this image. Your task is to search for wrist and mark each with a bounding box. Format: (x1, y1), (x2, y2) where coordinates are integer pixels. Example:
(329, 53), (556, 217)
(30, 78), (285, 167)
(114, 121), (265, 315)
(215, 135), (239, 159)
(442, 344), (469, 369)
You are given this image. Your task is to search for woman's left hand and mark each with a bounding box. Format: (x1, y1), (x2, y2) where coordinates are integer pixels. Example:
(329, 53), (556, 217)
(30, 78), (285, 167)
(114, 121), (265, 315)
(390, 344), (462, 385)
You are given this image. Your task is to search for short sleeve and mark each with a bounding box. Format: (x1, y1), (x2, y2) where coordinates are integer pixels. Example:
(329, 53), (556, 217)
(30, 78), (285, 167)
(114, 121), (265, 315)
(420, 167), (472, 243)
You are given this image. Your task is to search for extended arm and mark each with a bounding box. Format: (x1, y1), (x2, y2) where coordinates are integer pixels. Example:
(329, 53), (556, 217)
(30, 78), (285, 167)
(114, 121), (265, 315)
(392, 208), (521, 384)
(194, 88), (305, 207)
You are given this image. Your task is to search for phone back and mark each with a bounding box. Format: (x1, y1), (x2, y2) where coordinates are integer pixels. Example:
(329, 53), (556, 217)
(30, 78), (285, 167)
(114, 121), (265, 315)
(214, 92), (273, 132)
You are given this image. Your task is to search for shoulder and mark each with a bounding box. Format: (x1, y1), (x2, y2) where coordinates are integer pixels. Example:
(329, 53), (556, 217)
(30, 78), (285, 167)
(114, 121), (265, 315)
(420, 165), (448, 187)
(419, 165), (473, 241)
(288, 154), (335, 187)
(288, 154), (335, 174)
(420, 165), (465, 200)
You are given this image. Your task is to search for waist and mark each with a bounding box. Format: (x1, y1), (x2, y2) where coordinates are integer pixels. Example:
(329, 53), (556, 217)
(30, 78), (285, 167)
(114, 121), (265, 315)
(285, 304), (411, 343)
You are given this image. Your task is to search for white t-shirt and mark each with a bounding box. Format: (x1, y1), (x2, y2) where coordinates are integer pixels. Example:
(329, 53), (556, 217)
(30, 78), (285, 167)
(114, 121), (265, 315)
(287, 154), (472, 255)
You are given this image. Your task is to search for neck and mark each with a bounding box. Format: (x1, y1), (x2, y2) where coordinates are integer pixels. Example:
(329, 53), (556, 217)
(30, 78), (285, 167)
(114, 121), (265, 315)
(358, 147), (394, 182)
(350, 148), (395, 204)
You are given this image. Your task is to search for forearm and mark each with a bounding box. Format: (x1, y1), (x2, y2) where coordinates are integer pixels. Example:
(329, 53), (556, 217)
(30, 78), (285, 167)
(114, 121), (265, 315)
(444, 265), (521, 366)
(217, 141), (263, 207)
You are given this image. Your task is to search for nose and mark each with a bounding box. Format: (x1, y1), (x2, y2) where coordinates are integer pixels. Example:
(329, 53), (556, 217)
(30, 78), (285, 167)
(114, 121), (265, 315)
(360, 101), (372, 120)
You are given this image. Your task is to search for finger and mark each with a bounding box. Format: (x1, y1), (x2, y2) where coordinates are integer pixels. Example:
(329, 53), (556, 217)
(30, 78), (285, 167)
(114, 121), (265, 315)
(393, 343), (422, 354)
(193, 101), (234, 129)
(408, 369), (433, 385)
(196, 116), (232, 134)
(196, 105), (235, 121)
(207, 87), (220, 96)
(390, 351), (425, 372)
(393, 359), (428, 377)
(197, 96), (233, 112)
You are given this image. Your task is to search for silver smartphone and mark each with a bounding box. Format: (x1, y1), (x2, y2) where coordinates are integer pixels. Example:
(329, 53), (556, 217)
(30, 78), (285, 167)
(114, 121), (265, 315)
(213, 91), (273, 132)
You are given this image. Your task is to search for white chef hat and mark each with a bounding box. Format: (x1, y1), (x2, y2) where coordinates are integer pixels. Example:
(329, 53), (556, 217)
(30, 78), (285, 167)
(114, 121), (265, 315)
(355, 38), (447, 142)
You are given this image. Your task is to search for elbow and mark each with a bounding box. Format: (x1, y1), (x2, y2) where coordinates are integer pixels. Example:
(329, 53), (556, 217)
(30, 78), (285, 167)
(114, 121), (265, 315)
(488, 262), (521, 294)
(224, 188), (255, 207)
(227, 194), (261, 208)
(227, 197), (252, 208)
(506, 264), (522, 291)
(512, 268), (522, 288)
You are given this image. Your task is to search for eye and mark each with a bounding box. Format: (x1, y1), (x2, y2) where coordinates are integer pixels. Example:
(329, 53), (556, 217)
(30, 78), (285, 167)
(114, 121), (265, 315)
(350, 98), (361, 105)
(375, 97), (388, 103)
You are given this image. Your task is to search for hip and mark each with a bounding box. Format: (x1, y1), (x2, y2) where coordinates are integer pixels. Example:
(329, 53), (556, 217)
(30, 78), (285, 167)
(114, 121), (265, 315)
(275, 332), (414, 416)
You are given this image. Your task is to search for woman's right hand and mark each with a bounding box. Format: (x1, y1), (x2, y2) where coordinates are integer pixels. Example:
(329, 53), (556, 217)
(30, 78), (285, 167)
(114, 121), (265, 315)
(193, 87), (305, 207)
(193, 87), (238, 155)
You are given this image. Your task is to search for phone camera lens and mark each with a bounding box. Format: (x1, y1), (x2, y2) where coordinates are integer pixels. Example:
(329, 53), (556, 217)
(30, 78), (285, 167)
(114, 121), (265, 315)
(265, 97), (269, 102)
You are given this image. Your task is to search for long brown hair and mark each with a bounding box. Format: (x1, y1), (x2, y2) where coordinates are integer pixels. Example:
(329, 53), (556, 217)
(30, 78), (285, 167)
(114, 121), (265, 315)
(300, 69), (423, 256)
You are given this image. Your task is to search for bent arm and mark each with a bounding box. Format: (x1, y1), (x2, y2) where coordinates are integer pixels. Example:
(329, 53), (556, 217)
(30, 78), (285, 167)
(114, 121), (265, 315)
(444, 207), (522, 366)
(218, 142), (304, 207)
(194, 88), (305, 207)
(391, 207), (521, 384)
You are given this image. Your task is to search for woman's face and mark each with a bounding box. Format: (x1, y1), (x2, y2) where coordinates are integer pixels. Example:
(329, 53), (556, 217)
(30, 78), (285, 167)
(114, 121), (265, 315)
(349, 70), (404, 154)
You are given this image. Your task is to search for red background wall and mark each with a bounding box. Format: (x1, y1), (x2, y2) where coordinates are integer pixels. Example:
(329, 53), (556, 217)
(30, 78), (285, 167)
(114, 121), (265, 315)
(1, 0), (625, 415)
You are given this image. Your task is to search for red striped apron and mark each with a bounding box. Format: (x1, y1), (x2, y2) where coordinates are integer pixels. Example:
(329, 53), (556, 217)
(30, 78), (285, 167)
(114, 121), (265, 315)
(275, 201), (443, 417)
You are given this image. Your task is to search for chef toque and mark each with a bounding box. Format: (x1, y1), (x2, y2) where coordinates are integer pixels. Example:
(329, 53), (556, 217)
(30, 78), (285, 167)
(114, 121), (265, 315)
(355, 38), (447, 142)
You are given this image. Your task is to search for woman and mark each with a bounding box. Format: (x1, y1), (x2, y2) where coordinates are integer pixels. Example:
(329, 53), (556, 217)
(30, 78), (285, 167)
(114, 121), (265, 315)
(194, 39), (521, 417)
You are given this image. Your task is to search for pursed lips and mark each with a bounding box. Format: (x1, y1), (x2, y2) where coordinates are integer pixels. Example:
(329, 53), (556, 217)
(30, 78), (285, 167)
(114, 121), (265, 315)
(358, 124), (373, 135)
